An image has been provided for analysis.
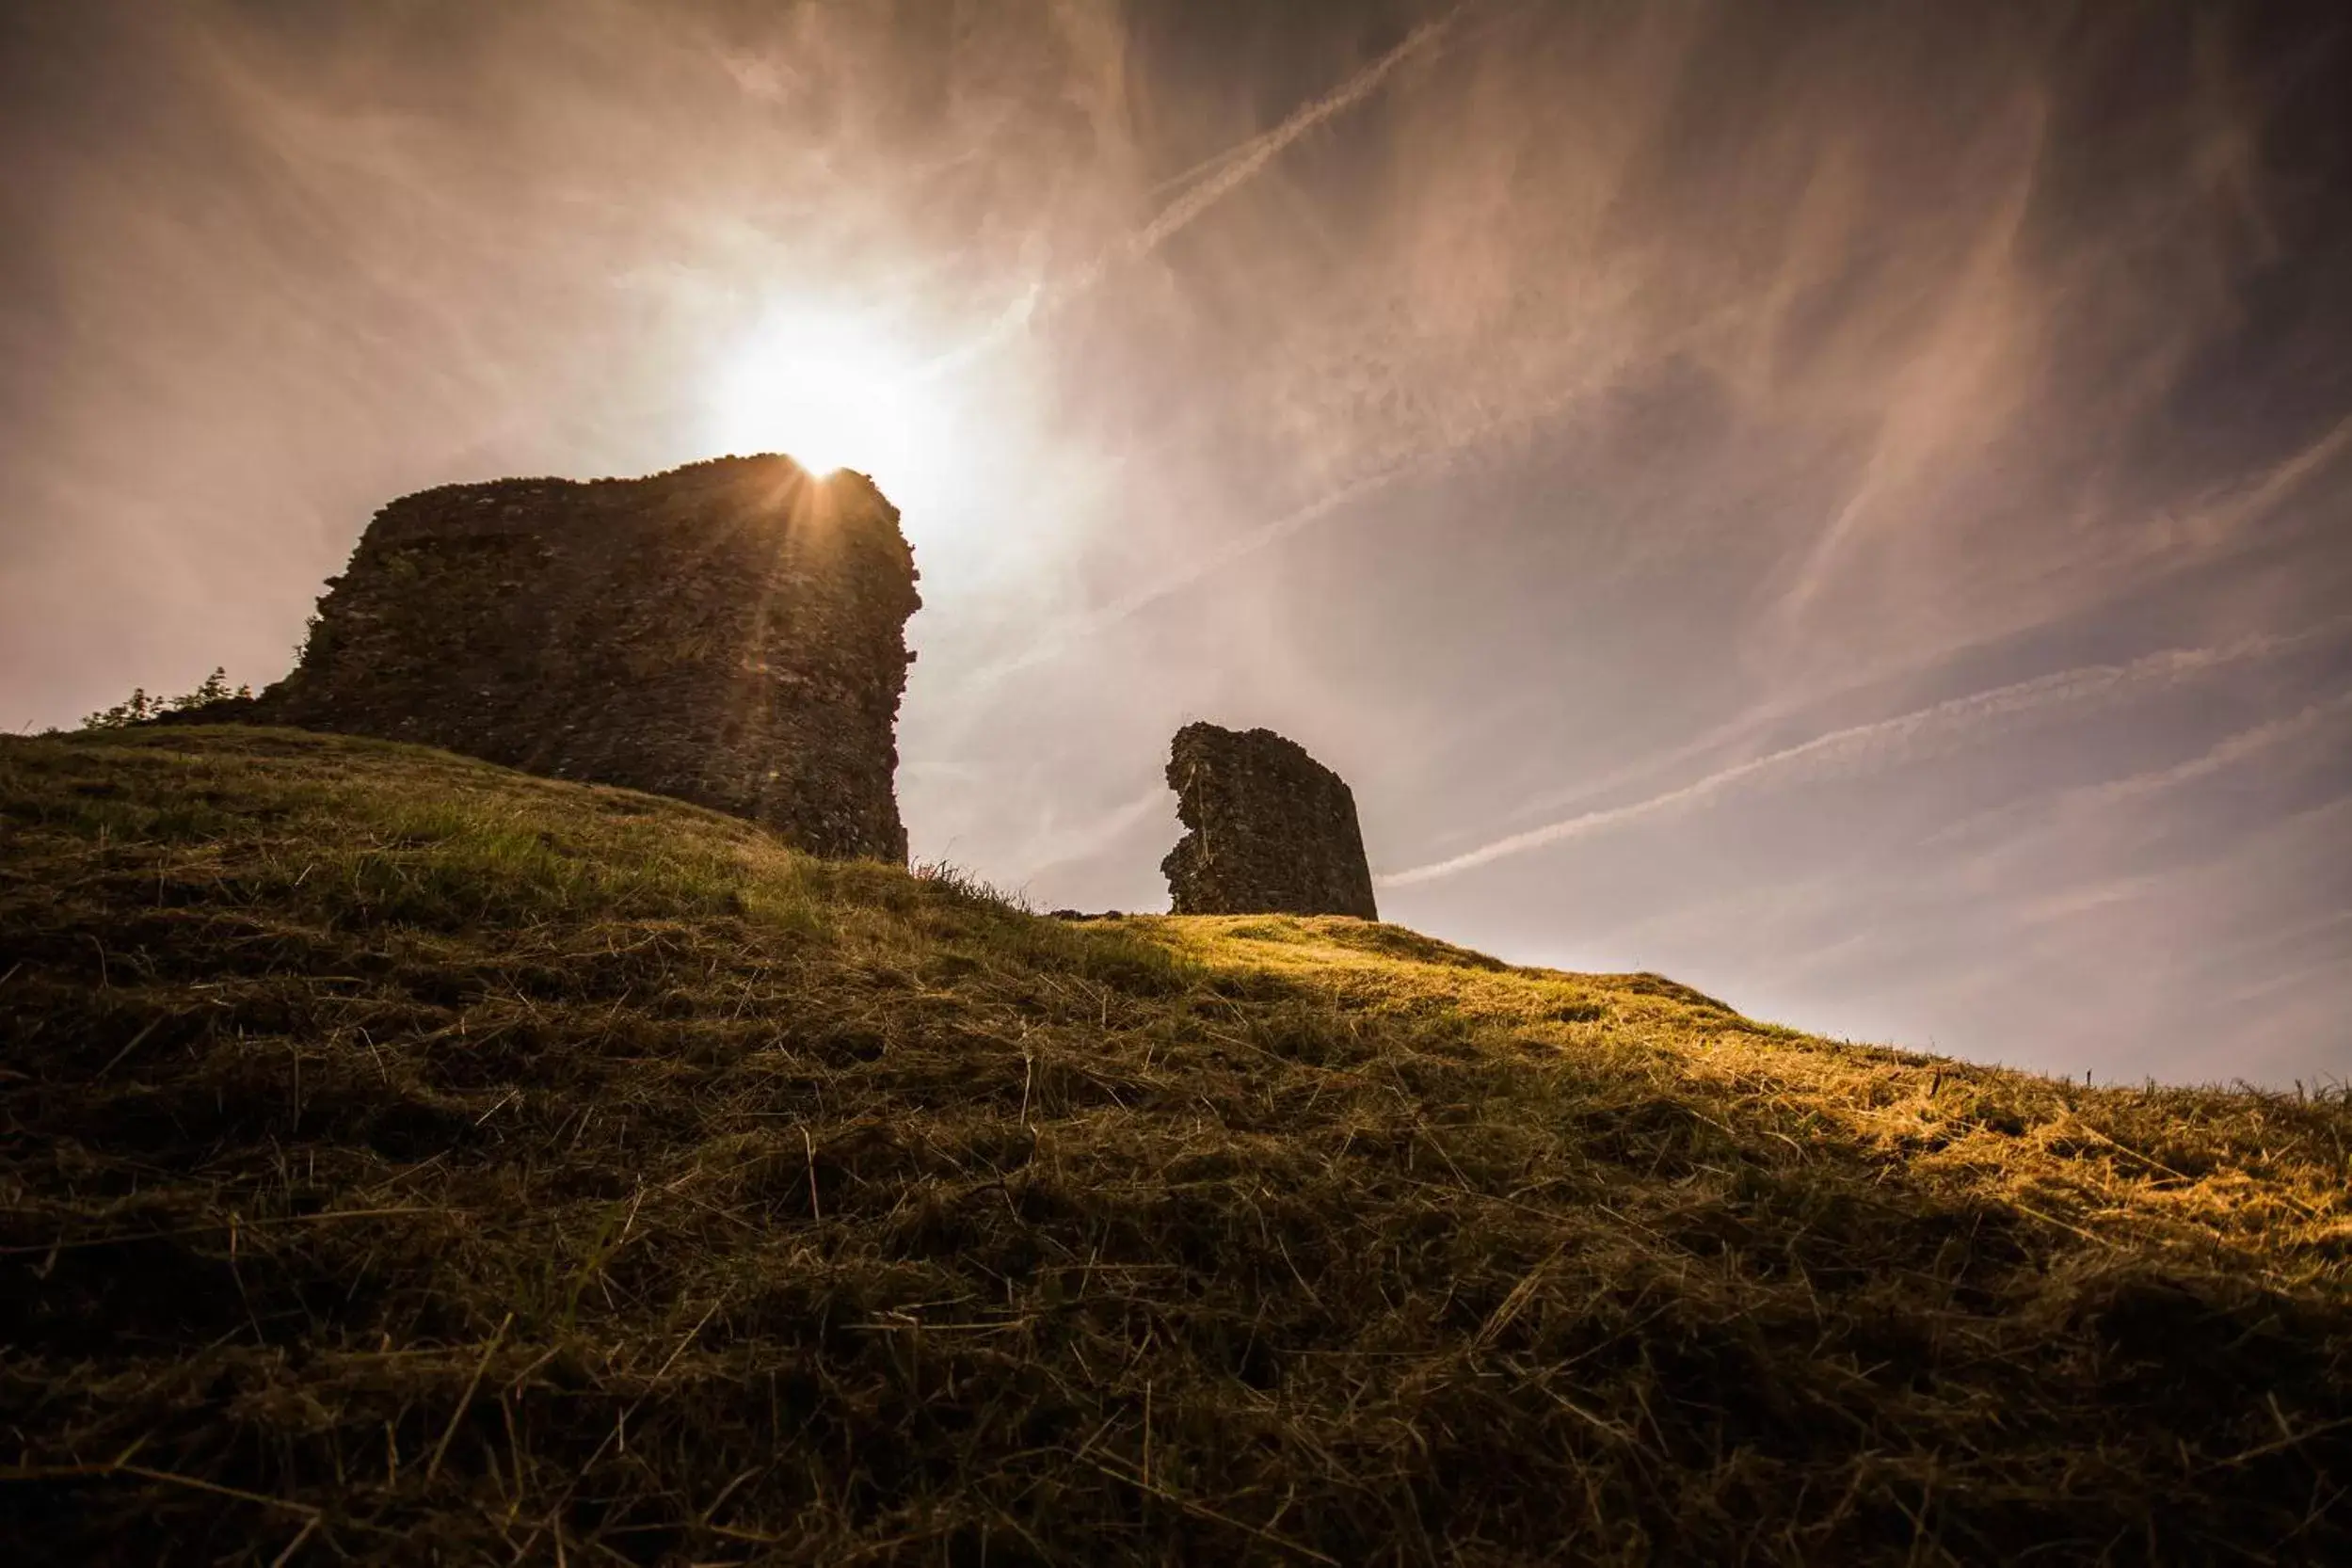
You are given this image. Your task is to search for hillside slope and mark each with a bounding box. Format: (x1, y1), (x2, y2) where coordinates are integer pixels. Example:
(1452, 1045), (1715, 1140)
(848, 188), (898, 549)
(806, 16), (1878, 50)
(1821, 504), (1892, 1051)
(3, 728), (2347, 1564)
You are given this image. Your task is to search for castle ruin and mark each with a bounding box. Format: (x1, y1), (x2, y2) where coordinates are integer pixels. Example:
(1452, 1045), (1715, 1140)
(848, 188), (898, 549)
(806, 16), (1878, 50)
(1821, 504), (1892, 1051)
(1161, 722), (1378, 920)
(261, 456), (920, 860)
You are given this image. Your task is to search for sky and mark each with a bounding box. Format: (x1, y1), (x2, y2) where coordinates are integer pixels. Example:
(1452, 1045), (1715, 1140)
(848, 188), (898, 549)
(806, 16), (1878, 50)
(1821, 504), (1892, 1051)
(4, 0), (2347, 1086)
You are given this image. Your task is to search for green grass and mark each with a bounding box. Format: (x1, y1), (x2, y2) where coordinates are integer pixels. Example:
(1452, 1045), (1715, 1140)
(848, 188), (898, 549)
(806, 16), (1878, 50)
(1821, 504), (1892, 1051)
(2, 727), (2346, 1564)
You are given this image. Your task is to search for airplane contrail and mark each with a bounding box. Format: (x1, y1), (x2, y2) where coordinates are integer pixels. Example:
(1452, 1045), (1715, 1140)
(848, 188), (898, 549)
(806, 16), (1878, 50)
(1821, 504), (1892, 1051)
(1118, 15), (1456, 263)
(2078, 686), (2352, 808)
(918, 12), (1460, 380)
(1376, 616), (2352, 888)
(1134, 12), (1458, 204)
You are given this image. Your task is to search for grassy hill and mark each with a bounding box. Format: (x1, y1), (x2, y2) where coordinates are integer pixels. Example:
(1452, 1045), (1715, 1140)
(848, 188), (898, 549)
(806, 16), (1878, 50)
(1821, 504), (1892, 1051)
(3, 727), (2346, 1564)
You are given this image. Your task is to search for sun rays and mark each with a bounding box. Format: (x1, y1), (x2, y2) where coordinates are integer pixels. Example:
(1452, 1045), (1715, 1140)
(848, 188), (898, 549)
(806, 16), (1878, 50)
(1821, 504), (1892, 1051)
(707, 303), (952, 497)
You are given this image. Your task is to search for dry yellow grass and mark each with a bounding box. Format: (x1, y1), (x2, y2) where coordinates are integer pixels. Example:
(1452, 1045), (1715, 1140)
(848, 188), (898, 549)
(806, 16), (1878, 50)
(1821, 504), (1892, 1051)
(2, 726), (2345, 1564)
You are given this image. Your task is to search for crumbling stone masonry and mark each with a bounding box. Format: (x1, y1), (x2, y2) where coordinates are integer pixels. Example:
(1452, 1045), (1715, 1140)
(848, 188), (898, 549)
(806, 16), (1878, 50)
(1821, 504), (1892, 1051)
(1161, 722), (1378, 920)
(260, 456), (920, 860)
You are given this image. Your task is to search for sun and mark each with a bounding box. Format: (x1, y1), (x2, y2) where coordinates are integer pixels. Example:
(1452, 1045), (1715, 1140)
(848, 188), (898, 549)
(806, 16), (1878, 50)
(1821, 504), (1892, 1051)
(707, 305), (940, 487)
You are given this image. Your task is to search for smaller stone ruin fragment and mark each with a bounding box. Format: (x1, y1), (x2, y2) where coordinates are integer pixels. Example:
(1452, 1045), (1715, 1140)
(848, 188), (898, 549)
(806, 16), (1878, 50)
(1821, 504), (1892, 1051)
(1161, 722), (1378, 920)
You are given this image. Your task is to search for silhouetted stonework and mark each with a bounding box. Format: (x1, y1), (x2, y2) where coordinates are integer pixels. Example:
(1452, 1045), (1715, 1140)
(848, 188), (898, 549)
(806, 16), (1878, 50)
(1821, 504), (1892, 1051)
(1161, 723), (1377, 920)
(259, 456), (920, 860)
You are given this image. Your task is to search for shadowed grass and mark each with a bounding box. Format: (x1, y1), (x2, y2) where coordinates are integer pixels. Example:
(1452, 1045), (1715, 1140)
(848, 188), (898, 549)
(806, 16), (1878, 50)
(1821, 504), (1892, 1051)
(1, 726), (2346, 1565)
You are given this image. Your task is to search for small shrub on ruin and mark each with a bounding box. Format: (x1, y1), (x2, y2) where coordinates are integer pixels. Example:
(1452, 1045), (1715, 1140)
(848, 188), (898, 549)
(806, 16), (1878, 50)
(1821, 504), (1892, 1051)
(81, 666), (252, 730)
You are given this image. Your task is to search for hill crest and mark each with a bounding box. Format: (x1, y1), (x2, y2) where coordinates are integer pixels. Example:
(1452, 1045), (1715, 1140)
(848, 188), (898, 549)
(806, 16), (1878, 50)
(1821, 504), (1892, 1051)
(3, 727), (2347, 1563)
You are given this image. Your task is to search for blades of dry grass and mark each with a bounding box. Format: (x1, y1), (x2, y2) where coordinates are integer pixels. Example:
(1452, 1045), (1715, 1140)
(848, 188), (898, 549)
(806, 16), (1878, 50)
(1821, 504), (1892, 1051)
(426, 1312), (513, 1482)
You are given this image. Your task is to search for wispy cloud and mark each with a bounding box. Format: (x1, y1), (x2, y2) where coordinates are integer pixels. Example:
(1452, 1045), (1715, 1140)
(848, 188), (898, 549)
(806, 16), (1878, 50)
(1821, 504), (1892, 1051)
(1379, 617), (2352, 888)
(2152, 408), (2352, 555)
(1767, 88), (2050, 633)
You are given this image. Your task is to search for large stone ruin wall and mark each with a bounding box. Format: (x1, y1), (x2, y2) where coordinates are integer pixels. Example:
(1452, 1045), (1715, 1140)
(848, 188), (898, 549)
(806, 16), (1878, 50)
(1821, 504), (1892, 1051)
(258, 456), (920, 860)
(1161, 722), (1378, 920)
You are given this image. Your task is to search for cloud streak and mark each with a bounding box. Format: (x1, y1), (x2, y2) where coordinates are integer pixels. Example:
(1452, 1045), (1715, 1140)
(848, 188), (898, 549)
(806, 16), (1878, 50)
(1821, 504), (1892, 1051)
(1379, 617), (2352, 888)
